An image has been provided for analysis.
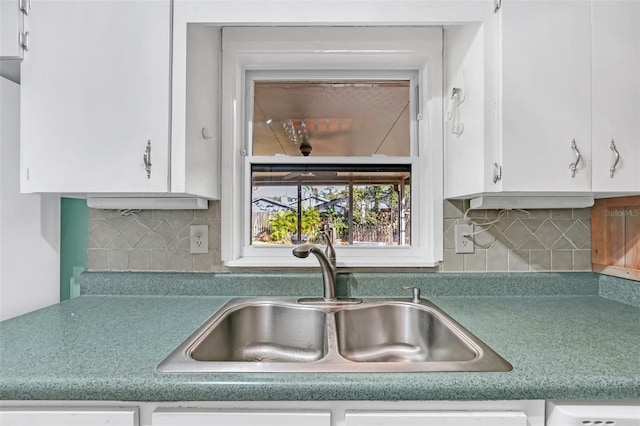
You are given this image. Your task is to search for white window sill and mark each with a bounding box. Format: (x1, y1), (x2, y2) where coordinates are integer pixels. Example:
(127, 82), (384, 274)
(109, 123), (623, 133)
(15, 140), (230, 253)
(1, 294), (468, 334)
(224, 256), (439, 269)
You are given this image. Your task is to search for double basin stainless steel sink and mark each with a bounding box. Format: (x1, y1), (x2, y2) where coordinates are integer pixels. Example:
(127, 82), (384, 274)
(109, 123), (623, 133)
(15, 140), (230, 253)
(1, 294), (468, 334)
(157, 297), (512, 373)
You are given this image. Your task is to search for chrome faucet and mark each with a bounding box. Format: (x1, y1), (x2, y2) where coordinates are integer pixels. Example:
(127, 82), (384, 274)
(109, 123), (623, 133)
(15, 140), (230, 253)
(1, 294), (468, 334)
(292, 225), (336, 302)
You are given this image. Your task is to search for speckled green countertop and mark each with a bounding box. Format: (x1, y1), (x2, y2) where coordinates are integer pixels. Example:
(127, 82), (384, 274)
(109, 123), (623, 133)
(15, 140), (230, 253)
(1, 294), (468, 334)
(0, 272), (638, 401)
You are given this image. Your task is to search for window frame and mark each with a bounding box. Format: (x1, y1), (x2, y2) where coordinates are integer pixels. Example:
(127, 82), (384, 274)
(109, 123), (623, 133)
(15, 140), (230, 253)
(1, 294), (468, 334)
(220, 26), (443, 268)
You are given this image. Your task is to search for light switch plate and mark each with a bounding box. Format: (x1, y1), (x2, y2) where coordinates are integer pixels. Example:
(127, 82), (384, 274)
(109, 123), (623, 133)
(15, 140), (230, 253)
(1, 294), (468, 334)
(454, 224), (474, 254)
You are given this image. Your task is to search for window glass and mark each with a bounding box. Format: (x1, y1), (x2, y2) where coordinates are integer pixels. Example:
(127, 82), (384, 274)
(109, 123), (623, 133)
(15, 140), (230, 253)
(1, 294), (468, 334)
(251, 165), (411, 247)
(252, 81), (411, 157)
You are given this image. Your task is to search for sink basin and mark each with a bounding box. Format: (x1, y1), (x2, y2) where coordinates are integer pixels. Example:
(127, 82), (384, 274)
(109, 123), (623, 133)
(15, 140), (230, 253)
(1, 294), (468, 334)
(190, 303), (327, 363)
(157, 298), (512, 373)
(335, 304), (476, 363)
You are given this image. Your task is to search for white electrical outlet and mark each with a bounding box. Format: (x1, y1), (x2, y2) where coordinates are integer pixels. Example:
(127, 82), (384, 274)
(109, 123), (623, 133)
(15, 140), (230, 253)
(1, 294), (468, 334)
(189, 225), (209, 254)
(454, 224), (474, 254)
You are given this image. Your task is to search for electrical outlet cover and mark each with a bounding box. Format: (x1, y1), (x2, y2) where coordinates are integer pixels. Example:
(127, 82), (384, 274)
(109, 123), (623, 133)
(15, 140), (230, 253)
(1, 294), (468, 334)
(454, 224), (474, 254)
(189, 225), (209, 254)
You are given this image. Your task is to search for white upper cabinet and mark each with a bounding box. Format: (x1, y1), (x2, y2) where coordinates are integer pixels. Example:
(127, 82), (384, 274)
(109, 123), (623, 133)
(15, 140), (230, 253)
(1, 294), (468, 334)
(20, 0), (171, 194)
(445, 0), (594, 208)
(21, 0), (220, 200)
(0, 0), (27, 60)
(0, 0), (29, 84)
(170, 24), (220, 200)
(445, 0), (640, 208)
(499, 0), (592, 194)
(591, 0), (640, 196)
(18, 0), (637, 200)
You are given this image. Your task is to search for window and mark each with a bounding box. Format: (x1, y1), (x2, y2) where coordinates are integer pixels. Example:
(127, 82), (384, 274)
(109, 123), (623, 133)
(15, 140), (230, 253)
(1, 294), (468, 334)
(221, 27), (443, 267)
(250, 78), (413, 248)
(251, 163), (412, 247)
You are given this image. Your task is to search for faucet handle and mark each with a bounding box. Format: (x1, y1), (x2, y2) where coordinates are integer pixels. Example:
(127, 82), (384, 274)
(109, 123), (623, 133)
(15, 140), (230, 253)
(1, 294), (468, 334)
(321, 224), (336, 266)
(403, 286), (421, 303)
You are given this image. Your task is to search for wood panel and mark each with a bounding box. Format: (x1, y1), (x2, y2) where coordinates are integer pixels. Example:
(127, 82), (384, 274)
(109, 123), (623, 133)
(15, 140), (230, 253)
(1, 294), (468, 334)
(591, 201), (606, 265)
(592, 196), (640, 281)
(626, 213), (640, 269)
(605, 209), (626, 267)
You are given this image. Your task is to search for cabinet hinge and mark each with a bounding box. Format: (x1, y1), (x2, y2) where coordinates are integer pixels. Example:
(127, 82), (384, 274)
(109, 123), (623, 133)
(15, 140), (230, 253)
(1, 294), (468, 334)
(494, 0), (502, 13)
(19, 31), (29, 51)
(19, 0), (31, 15)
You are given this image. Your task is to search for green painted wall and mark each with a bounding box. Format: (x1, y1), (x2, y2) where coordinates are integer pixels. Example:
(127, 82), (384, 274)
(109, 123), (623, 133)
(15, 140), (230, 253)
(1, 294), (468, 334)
(60, 198), (88, 301)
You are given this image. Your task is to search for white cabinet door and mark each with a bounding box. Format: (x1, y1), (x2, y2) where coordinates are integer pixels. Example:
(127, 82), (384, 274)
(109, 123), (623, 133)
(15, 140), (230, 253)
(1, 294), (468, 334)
(499, 0), (592, 193)
(345, 410), (527, 426)
(0, 407), (137, 426)
(0, 0), (25, 60)
(591, 0), (640, 195)
(152, 409), (331, 426)
(20, 0), (170, 194)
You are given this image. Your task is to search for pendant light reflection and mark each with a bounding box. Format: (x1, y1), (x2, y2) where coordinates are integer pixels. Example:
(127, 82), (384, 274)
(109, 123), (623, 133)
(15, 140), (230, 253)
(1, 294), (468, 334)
(283, 119), (312, 156)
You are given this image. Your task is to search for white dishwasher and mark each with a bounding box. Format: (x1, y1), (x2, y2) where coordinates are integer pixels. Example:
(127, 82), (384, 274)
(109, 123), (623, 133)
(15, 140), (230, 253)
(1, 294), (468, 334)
(546, 401), (640, 426)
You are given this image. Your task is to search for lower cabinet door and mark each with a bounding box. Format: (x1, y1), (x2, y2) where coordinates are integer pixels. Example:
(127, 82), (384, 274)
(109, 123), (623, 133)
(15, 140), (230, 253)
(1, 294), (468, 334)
(152, 409), (331, 426)
(345, 411), (528, 426)
(0, 407), (138, 426)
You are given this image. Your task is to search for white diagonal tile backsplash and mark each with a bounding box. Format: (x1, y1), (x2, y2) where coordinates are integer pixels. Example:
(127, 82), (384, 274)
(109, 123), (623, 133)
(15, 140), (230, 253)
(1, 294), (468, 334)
(88, 203), (223, 272)
(441, 200), (591, 272)
(88, 200), (591, 272)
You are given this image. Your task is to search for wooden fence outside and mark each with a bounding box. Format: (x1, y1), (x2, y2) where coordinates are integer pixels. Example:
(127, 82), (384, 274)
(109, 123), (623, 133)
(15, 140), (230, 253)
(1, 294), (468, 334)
(252, 212), (400, 245)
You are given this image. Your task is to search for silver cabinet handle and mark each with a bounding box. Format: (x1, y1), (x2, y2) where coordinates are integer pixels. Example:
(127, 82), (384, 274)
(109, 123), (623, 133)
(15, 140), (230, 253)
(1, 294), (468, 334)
(609, 139), (620, 178)
(569, 139), (581, 178)
(19, 0), (31, 15)
(19, 31), (29, 52)
(143, 140), (152, 179)
(493, 162), (502, 184)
